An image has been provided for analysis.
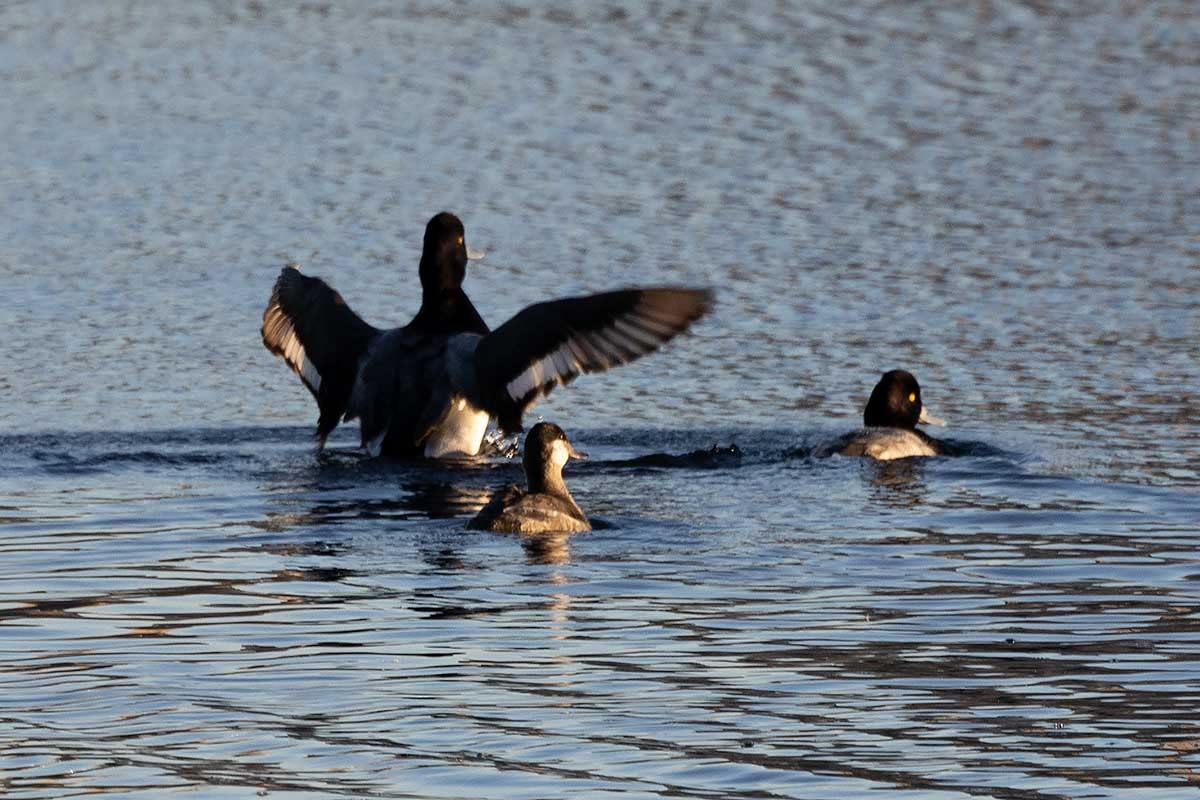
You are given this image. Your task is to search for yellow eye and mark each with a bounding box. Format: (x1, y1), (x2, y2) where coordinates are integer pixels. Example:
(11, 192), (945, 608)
(908, 392), (917, 403)
(457, 236), (464, 245)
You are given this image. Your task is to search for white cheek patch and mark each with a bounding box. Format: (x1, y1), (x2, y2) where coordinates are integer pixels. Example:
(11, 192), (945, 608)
(551, 439), (570, 467)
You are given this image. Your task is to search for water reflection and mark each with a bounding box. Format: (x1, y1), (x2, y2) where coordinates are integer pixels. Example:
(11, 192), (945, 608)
(258, 474), (496, 531)
(401, 481), (494, 520)
(520, 531), (573, 566)
(4, 451), (1199, 798)
(863, 457), (928, 508)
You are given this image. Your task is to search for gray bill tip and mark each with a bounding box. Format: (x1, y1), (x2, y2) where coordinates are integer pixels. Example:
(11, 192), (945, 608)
(918, 407), (947, 427)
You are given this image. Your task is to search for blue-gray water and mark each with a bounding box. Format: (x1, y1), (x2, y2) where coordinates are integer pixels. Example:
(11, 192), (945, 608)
(2, 2), (1198, 798)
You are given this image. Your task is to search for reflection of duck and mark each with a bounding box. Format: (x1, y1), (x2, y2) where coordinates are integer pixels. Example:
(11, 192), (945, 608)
(470, 423), (590, 533)
(401, 481), (494, 519)
(262, 212), (711, 457)
(521, 532), (573, 565)
(864, 457), (927, 508)
(838, 370), (947, 460)
(256, 477), (494, 533)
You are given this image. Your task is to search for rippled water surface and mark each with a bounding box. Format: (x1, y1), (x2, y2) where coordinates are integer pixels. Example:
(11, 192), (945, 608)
(2, 2), (1198, 798)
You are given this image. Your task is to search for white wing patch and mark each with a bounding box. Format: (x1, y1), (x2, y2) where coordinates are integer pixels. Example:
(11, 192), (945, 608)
(506, 348), (579, 402)
(263, 304), (322, 395)
(503, 300), (700, 403)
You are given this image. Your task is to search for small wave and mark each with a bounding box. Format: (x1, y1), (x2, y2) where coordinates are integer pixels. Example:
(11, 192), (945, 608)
(35, 449), (233, 474)
(604, 443), (744, 470)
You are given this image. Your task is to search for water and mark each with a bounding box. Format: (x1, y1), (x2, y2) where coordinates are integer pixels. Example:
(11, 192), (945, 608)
(2, 2), (1198, 797)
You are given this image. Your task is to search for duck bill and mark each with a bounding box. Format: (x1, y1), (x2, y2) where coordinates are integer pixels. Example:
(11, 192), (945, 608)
(466, 248), (486, 260)
(918, 407), (947, 427)
(567, 443), (588, 460)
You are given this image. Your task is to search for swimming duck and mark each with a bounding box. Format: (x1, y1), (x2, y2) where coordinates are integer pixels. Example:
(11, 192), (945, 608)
(469, 422), (590, 533)
(262, 212), (712, 457)
(838, 369), (947, 460)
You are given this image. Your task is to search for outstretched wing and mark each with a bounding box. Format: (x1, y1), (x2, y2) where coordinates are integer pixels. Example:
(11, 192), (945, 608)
(261, 264), (380, 443)
(472, 287), (712, 432)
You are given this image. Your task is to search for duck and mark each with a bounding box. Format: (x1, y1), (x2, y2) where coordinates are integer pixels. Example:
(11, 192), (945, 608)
(261, 212), (712, 457)
(837, 369), (947, 460)
(469, 422), (591, 533)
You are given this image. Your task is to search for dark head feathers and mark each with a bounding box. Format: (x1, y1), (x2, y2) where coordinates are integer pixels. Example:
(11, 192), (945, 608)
(863, 369), (942, 429)
(419, 211), (470, 295)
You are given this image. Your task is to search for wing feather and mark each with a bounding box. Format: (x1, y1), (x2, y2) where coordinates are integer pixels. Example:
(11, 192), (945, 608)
(474, 287), (712, 432)
(609, 317), (664, 351)
(261, 264), (381, 443)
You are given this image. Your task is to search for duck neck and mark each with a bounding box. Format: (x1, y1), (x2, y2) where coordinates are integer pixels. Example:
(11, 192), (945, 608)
(526, 465), (569, 498)
(526, 463), (583, 514)
(524, 449), (586, 519)
(418, 283), (462, 314)
(412, 286), (488, 335)
(419, 251), (464, 298)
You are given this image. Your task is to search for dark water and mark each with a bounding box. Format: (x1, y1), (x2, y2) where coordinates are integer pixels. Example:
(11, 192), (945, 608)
(2, 2), (1198, 798)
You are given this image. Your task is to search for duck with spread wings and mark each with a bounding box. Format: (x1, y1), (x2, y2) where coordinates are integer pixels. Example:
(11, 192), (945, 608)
(261, 212), (712, 457)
